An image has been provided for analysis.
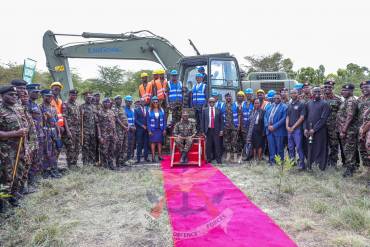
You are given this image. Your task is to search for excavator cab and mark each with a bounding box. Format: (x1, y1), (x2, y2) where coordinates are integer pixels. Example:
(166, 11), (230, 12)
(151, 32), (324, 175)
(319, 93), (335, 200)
(178, 53), (241, 102)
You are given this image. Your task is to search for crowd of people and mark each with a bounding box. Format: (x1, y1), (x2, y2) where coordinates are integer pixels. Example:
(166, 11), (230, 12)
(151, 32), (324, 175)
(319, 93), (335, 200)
(0, 66), (369, 212)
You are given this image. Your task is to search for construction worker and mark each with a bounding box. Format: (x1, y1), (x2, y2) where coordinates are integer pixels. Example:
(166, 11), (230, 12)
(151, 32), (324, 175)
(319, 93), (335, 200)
(191, 73), (207, 133)
(197, 66), (208, 84)
(167, 70), (183, 125)
(50, 82), (65, 131)
(256, 89), (269, 110)
(139, 72), (152, 105)
(124, 96), (136, 161)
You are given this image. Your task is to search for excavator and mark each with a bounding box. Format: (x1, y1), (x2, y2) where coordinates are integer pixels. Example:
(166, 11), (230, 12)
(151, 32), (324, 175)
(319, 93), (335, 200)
(43, 30), (243, 99)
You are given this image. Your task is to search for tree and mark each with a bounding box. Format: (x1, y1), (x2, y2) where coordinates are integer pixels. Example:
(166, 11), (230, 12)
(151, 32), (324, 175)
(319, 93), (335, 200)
(295, 65), (326, 85)
(97, 65), (125, 97)
(243, 52), (295, 78)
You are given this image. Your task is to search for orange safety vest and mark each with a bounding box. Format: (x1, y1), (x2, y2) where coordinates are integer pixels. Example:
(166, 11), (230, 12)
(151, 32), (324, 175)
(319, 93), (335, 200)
(151, 79), (167, 100)
(139, 83), (153, 104)
(51, 97), (64, 127)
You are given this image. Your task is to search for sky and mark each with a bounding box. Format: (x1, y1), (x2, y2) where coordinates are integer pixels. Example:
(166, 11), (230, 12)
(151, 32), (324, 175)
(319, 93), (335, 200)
(1, 0), (369, 79)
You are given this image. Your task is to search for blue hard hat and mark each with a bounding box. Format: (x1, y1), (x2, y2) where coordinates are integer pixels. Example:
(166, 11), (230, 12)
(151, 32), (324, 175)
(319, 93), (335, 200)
(170, 70), (178, 75)
(244, 88), (253, 94)
(211, 91), (219, 97)
(197, 66), (205, 72)
(267, 90), (276, 98)
(196, 73), (204, 78)
(294, 83), (304, 89)
(124, 95), (133, 102)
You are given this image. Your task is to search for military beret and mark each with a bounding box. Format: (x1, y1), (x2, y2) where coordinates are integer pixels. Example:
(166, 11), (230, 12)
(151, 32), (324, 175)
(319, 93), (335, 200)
(360, 80), (370, 87)
(102, 97), (111, 103)
(0, 85), (17, 95)
(225, 92), (231, 97)
(10, 79), (27, 87)
(342, 83), (355, 90)
(303, 82), (310, 87)
(93, 92), (101, 96)
(280, 87), (288, 92)
(114, 95), (122, 100)
(41, 89), (53, 96)
(82, 91), (92, 96)
(69, 89), (78, 94)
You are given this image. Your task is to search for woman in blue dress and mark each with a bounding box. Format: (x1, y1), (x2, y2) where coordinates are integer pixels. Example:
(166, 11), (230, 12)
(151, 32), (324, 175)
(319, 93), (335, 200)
(147, 96), (167, 162)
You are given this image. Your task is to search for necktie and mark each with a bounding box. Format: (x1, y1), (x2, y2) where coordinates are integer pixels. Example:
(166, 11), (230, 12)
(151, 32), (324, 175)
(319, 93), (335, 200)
(211, 107), (215, 128)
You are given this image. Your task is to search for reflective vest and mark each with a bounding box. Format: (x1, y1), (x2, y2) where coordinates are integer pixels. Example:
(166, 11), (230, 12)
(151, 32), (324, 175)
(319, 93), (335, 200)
(151, 79), (167, 100)
(232, 101), (253, 128)
(51, 98), (64, 127)
(168, 80), (183, 103)
(148, 108), (166, 132)
(192, 83), (206, 106)
(215, 101), (225, 114)
(124, 106), (135, 126)
(139, 83), (152, 104)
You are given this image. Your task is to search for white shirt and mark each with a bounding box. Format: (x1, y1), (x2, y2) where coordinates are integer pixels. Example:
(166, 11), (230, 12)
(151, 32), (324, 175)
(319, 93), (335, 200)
(208, 107), (215, 128)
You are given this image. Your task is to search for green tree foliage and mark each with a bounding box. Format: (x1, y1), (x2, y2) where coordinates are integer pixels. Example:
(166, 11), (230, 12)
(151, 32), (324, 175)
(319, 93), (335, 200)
(296, 65), (326, 86)
(244, 52), (295, 78)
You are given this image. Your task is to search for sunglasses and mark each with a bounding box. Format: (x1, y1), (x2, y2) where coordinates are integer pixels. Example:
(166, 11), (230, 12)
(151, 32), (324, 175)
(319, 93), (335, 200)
(153, 101), (159, 104)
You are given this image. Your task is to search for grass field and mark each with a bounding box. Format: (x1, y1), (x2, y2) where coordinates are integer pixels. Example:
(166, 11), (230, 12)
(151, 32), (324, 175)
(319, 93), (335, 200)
(0, 160), (369, 247)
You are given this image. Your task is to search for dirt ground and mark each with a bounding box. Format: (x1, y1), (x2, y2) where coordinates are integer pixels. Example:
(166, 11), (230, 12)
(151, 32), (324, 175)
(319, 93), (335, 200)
(1, 158), (369, 247)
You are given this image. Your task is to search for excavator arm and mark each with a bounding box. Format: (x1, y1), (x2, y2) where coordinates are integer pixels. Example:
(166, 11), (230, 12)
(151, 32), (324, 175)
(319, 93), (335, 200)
(43, 30), (184, 96)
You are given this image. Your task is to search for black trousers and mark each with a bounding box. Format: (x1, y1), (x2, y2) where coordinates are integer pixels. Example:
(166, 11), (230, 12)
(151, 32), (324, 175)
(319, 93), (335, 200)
(206, 128), (221, 162)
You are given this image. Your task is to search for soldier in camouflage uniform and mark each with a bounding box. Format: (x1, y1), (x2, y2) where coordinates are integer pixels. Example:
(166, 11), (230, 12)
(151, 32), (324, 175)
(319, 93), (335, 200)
(359, 107), (370, 187)
(80, 91), (98, 166)
(63, 90), (81, 168)
(323, 80), (342, 167)
(97, 98), (117, 169)
(358, 81), (370, 170)
(0, 86), (30, 205)
(93, 92), (103, 164)
(223, 93), (238, 162)
(112, 95), (128, 166)
(173, 110), (197, 163)
(337, 84), (359, 177)
(40, 89), (62, 178)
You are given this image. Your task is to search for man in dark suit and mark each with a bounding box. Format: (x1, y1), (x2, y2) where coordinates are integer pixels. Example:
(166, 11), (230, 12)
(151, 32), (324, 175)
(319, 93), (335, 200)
(201, 97), (224, 164)
(134, 98), (149, 163)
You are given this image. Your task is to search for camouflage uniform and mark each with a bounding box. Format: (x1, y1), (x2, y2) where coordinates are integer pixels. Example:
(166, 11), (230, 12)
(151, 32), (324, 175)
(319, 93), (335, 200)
(323, 93), (342, 166)
(169, 102), (182, 125)
(30, 108), (44, 175)
(223, 102), (238, 153)
(40, 103), (59, 171)
(173, 119), (196, 152)
(358, 95), (370, 167)
(94, 103), (103, 163)
(63, 101), (81, 167)
(337, 96), (359, 171)
(97, 108), (117, 168)
(112, 105), (128, 165)
(80, 103), (98, 166)
(0, 103), (30, 194)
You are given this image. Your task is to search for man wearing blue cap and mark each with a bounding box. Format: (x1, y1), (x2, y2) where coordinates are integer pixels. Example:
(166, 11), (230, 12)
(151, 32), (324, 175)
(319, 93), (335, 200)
(191, 73), (207, 133)
(40, 89), (62, 178)
(124, 95), (136, 162)
(166, 70), (183, 125)
(197, 66), (208, 84)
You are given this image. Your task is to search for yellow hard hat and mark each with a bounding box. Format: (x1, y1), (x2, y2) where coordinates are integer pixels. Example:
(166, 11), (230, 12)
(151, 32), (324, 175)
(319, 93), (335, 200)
(50, 81), (64, 89)
(140, 72), (148, 78)
(153, 70), (160, 75)
(237, 91), (245, 96)
(157, 69), (165, 75)
(256, 89), (265, 94)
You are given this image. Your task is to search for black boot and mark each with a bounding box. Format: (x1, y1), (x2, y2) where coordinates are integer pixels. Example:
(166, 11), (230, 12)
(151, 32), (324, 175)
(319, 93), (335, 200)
(343, 167), (353, 178)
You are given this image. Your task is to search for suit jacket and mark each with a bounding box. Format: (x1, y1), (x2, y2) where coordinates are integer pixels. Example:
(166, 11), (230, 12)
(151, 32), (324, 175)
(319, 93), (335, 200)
(134, 106), (147, 130)
(264, 103), (287, 137)
(201, 107), (224, 134)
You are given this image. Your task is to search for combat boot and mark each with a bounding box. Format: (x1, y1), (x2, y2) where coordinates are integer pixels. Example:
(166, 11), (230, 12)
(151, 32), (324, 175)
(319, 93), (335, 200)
(342, 167), (353, 178)
(183, 152), (189, 164)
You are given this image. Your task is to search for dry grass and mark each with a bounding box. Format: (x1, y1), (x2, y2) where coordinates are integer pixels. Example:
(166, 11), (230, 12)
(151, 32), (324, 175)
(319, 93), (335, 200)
(1, 158), (369, 247)
(218, 161), (370, 247)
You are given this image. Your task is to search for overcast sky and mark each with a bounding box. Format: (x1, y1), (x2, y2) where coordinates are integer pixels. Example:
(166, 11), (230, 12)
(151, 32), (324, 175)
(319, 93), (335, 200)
(1, 0), (369, 79)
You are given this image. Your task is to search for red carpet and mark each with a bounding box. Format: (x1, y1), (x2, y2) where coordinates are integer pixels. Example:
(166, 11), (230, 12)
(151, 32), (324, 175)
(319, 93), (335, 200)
(159, 157), (297, 247)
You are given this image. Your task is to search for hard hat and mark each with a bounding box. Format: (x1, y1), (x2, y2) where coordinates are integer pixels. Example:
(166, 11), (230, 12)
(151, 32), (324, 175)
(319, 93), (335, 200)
(267, 90), (276, 98)
(151, 96), (159, 101)
(157, 69), (165, 75)
(237, 91), (245, 96)
(153, 70), (160, 75)
(195, 73), (204, 78)
(140, 72), (148, 78)
(294, 83), (303, 90)
(244, 88), (253, 94)
(197, 66), (205, 72)
(211, 91), (219, 97)
(170, 70), (178, 75)
(256, 89), (265, 94)
(50, 81), (64, 89)
(124, 95), (133, 102)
